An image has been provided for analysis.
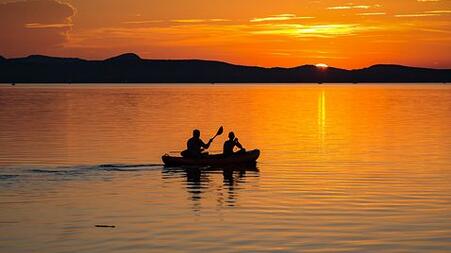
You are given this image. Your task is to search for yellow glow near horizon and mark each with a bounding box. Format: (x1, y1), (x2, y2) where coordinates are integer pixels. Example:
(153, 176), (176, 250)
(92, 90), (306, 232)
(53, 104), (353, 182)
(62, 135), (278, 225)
(316, 63), (329, 69)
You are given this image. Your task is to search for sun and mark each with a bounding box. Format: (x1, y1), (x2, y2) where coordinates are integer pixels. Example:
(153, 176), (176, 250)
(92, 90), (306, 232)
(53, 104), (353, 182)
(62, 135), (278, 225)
(315, 63), (329, 69)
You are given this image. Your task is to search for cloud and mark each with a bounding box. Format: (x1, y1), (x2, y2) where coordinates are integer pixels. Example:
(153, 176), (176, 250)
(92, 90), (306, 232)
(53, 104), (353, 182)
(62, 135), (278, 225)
(122, 20), (164, 25)
(327, 4), (382, 12)
(171, 19), (230, 24)
(328, 5), (371, 10)
(395, 13), (440, 17)
(425, 10), (451, 14)
(251, 23), (373, 38)
(394, 9), (451, 18)
(357, 12), (386, 16)
(25, 23), (73, 28)
(250, 14), (315, 23)
(0, 0), (75, 56)
(121, 18), (231, 27)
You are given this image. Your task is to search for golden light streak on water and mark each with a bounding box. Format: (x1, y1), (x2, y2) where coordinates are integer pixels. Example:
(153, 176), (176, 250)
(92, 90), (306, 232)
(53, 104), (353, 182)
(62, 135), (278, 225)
(318, 90), (327, 150)
(0, 84), (450, 253)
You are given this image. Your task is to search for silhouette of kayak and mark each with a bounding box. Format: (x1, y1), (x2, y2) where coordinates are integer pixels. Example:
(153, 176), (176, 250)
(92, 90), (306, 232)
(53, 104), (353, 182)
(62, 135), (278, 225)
(162, 149), (260, 167)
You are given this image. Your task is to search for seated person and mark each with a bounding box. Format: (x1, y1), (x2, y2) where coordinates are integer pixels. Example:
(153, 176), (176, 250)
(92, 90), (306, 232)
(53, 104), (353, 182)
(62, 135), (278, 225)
(181, 129), (213, 158)
(223, 131), (245, 157)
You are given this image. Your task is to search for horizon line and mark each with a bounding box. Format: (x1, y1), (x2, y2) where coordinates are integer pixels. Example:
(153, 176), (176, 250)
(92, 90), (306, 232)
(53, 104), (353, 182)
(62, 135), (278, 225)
(2, 53), (450, 71)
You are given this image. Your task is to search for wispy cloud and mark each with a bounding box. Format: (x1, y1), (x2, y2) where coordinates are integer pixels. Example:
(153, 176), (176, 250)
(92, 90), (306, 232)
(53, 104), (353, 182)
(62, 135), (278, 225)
(395, 13), (440, 17)
(251, 23), (374, 38)
(25, 23), (73, 29)
(425, 10), (451, 14)
(394, 9), (451, 18)
(122, 20), (164, 25)
(418, 28), (451, 34)
(122, 18), (231, 26)
(327, 4), (381, 10)
(250, 14), (314, 23)
(171, 19), (230, 23)
(357, 12), (386, 16)
(269, 49), (348, 59)
(328, 6), (371, 10)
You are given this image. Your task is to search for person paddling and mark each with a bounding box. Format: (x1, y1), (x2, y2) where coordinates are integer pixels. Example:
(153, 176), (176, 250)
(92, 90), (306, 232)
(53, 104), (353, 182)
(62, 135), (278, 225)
(181, 127), (223, 158)
(223, 131), (245, 157)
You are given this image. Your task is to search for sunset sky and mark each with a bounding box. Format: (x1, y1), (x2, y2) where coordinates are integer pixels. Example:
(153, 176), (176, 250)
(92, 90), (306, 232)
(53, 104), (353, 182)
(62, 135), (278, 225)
(0, 0), (450, 68)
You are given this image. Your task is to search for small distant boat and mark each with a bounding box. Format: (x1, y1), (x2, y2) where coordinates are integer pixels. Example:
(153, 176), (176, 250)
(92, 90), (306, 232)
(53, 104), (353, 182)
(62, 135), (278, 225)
(162, 149), (260, 167)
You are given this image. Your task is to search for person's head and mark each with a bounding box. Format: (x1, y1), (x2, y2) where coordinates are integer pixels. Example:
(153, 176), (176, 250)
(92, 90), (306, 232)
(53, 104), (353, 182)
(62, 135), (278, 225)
(228, 131), (235, 140)
(193, 129), (201, 138)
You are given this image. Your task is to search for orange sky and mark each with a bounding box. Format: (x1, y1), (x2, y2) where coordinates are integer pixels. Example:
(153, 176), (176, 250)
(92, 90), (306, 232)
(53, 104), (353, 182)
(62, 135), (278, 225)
(0, 0), (450, 68)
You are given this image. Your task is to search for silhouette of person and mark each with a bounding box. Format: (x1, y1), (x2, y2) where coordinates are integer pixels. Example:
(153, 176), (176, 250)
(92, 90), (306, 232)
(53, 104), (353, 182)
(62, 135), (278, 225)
(181, 129), (213, 158)
(223, 132), (245, 157)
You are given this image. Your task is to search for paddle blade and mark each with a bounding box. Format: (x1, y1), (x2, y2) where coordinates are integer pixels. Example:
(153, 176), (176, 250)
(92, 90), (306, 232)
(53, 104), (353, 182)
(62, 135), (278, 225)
(216, 126), (224, 136)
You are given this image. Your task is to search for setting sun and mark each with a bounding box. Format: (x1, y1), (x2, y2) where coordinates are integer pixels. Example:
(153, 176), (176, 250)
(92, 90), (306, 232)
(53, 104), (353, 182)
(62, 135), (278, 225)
(316, 63), (329, 69)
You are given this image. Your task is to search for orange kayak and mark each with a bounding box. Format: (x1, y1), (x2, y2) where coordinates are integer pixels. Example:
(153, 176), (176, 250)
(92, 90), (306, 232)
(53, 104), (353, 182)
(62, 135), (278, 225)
(162, 149), (260, 167)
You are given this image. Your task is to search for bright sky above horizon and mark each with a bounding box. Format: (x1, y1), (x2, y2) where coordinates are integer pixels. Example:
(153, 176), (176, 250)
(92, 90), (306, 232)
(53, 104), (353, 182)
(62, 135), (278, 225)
(0, 0), (450, 68)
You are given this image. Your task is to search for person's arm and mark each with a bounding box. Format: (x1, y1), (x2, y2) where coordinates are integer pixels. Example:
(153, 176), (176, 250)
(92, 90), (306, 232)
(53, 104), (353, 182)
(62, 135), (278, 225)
(201, 139), (213, 149)
(234, 138), (243, 149)
(187, 139), (191, 150)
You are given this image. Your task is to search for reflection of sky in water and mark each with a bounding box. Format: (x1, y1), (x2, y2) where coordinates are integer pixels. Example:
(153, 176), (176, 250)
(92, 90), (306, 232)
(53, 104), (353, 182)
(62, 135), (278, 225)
(1, 84), (451, 253)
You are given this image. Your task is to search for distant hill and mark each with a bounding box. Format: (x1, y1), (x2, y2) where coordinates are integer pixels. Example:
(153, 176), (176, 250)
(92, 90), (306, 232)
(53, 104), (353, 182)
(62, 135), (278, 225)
(0, 53), (449, 83)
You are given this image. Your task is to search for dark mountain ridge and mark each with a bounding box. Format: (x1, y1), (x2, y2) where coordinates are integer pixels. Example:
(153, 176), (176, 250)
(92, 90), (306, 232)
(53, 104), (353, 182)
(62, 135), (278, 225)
(0, 53), (449, 83)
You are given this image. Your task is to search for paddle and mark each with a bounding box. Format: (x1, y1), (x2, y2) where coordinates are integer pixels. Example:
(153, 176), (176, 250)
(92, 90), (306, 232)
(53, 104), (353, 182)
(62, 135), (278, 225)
(210, 126), (224, 142)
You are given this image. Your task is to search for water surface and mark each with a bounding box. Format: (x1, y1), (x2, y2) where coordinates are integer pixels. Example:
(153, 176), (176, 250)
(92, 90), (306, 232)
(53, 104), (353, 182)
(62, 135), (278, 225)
(1, 84), (450, 252)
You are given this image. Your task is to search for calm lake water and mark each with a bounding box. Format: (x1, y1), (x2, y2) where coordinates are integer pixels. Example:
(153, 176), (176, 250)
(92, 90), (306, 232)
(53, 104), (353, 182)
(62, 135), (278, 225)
(1, 84), (451, 253)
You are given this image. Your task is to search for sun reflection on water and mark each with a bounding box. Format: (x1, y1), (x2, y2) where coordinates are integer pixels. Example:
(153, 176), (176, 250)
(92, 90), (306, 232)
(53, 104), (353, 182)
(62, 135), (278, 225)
(318, 90), (327, 150)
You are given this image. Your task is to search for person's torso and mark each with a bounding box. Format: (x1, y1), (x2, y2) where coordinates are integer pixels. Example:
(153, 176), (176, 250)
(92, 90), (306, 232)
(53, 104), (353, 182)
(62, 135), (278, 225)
(188, 138), (202, 152)
(223, 140), (235, 155)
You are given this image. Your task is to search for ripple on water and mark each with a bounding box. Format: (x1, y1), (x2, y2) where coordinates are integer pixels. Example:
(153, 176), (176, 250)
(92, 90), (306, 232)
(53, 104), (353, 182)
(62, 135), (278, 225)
(1, 85), (451, 253)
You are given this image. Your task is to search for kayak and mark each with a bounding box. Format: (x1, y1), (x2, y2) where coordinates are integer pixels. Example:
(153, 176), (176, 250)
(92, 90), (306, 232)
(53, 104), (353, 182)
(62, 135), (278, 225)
(162, 149), (260, 167)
